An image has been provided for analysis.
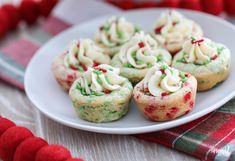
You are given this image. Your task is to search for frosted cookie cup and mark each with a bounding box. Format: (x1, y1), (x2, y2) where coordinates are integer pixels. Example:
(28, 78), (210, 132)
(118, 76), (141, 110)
(69, 64), (133, 123)
(172, 37), (231, 91)
(52, 39), (110, 91)
(151, 10), (203, 55)
(111, 31), (172, 83)
(133, 64), (197, 121)
(95, 16), (139, 57)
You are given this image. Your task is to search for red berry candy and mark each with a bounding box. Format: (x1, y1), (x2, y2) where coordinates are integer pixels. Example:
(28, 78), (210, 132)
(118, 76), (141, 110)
(35, 144), (71, 161)
(19, 0), (40, 25)
(180, 0), (202, 11)
(224, 0), (235, 16)
(13, 137), (48, 161)
(158, 0), (180, 8)
(0, 126), (34, 161)
(66, 158), (84, 161)
(201, 0), (223, 15)
(39, 0), (58, 17)
(0, 9), (10, 38)
(1, 4), (20, 29)
(0, 117), (15, 136)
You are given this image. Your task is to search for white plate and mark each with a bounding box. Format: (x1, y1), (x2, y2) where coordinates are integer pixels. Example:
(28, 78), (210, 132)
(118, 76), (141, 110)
(25, 9), (235, 134)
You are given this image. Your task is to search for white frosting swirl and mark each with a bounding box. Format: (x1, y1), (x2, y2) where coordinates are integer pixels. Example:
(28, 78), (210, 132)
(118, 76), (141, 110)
(64, 39), (110, 70)
(119, 31), (172, 69)
(153, 10), (198, 45)
(182, 37), (218, 65)
(143, 64), (186, 97)
(95, 16), (136, 48)
(77, 64), (126, 96)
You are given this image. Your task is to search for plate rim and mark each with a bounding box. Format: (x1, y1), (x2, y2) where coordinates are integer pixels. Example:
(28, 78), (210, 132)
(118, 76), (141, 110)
(25, 8), (235, 134)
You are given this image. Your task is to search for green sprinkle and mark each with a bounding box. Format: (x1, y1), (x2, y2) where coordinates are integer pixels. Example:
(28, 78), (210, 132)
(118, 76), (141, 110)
(91, 91), (104, 96)
(203, 60), (210, 65)
(105, 76), (111, 84)
(131, 51), (137, 60)
(135, 26), (141, 33)
(176, 58), (187, 63)
(183, 51), (187, 55)
(96, 77), (103, 85)
(217, 46), (225, 54)
(76, 83), (81, 90)
(191, 37), (196, 41)
(117, 28), (124, 39)
(104, 24), (110, 31)
(147, 63), (153, 68)
(161, 74), (166, 79)
(123, 63), (133, 68)
(181, 77), (188, 83)
(94, 70), (102, 75)
(157, 55), (163, 62)
(78, 66), (84, 72)
(162, 65), (168, 70)
(81, 88), (86, 95)
(179, 71), (186, 78)
(137, 60), (144, 65)
(108, 68), (113, 71)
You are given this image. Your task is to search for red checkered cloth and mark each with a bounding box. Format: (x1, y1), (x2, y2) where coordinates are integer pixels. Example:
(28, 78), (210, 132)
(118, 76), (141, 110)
(1, 0), (235, 161)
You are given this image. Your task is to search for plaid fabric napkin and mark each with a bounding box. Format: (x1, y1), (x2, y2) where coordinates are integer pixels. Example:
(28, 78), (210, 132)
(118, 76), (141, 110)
(1, 0), (235, 161)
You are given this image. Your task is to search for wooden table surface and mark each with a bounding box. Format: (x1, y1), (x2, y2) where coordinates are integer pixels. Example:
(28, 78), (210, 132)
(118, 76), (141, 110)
(0, 81), (198, 161)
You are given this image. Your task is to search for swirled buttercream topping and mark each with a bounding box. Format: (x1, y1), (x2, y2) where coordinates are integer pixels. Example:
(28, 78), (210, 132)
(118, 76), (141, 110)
(76, 64), (126, 96)
(95, 16), (137, 48)
(176, 37), (224, 65)
(119, 31), (172, 69)
(143, 64), (189, 97)
(64, 39), (110, 71)
(153, 10), (197, 45)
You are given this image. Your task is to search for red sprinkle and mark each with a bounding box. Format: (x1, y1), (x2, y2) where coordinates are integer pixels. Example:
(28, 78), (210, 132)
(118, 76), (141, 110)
(185, 73), (190, 78)
(138, 42), (145, 48)
(77, 43), (80, 48)
(170, 107), (179, 114)
(69, 64), (78, 70)
(99, 26), (104, 31)
(160, 69), (165, 74)
(67, 74), (74, 80)
(183, 92), (191, 102)
(211, 55), (218, 60)
(154, 25), (164, 34)
(81, 64), (88, 71)
(191, 39), (204, 46)
(173, 21), (178, 26)
(161, 92), (168, 97)
(94, 67), (107, 73)
(93, 62), (100, 67)
(104, 90), (111, 94)
(189, 101), (194, 108)
(144, 105), (155, 113)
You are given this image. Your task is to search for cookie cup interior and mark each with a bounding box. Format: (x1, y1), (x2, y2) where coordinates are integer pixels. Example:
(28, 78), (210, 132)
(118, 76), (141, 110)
(172, 47), (231, 91)
(110, 54), (150, 84)
(133, 76), (197, 121)
(51, 53), (83, 91)
(69, 80), (133, 123)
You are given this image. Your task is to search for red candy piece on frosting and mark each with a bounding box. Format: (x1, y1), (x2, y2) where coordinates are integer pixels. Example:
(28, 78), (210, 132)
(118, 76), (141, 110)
(0, 117), (15, 136)
(180, 0), (202, 11)
(39, 0), (58, 17)
(13, 137), (48, 161)
(1, 4), (20, 29)
(35, 144), (71, 161)
(65, 158), (84, 161)
(19, 0), (40, 25)
(0, 126), (34, 161)
(201, 0), (223, 15)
